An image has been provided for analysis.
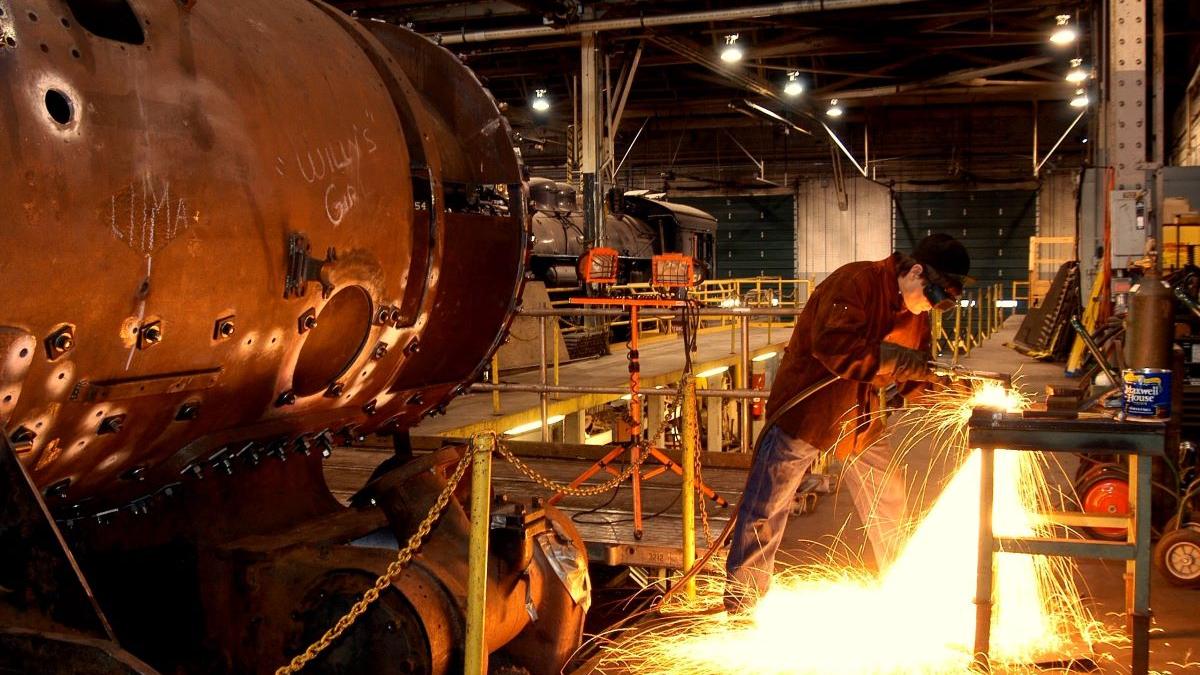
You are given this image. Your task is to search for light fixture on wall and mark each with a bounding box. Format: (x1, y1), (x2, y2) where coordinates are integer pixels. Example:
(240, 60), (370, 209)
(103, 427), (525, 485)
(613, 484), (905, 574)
(826, 98), (843, 118)
(1070, 88), (1090, 108)
(720, 34), (743, 63)
(1065, 58), (1089, 83)
(1050, 14), (1077, 45)
(531, 89), (550, 112)
(784, 71), (804, 97)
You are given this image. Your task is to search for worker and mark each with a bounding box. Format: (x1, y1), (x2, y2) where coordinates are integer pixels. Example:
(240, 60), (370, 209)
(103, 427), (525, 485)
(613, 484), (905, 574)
(724, 233), (971, 613)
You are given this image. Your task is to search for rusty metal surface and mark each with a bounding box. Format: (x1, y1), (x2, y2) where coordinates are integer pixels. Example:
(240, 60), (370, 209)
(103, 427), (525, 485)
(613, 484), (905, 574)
(0, 0), (527, 517)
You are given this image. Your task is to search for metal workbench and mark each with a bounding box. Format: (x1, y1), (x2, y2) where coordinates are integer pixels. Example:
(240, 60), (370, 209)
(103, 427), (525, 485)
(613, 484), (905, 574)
(967, 410), (1166, 675)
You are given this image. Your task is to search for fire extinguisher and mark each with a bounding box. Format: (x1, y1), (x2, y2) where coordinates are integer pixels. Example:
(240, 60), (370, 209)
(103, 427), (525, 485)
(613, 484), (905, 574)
(751, 372), (767, 418)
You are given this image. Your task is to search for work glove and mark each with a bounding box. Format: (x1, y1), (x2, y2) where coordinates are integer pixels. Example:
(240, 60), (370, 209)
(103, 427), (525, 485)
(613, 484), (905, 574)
(879, 342), (932, 382)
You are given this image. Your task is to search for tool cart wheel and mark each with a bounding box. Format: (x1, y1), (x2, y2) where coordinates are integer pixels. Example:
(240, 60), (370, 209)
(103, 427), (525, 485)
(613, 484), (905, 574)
(1076, 464), (1130, 541)
(1155, 525), (1200, 588)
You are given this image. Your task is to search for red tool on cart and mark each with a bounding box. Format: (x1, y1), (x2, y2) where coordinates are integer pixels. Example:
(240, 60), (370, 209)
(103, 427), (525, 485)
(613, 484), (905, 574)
(548, 250), (728, 540)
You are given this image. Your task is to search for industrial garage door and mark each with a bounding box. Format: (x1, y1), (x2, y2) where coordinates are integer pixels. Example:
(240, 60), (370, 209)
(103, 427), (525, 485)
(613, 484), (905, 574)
(673, 195), (796, 279)
(893, 190), (1037, 294)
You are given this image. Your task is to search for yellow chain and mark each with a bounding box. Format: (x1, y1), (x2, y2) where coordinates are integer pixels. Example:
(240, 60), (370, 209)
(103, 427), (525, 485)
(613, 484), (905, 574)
(274, 444), (476, 675)
(691, 398), (715, 546)
(496, 439), (651, 497)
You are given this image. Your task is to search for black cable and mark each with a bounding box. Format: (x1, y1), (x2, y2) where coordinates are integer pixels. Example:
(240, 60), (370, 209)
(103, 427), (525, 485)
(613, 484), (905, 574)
(571, 481), (624, 525)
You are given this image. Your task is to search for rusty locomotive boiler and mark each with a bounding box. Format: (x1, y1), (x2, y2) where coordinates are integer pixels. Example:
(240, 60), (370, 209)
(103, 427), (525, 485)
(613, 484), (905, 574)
(0, 2), (589, 674)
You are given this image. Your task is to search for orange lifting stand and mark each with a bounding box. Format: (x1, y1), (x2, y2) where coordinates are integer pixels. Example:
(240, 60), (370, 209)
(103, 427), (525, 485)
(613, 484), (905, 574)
(547, 294), (728, 540)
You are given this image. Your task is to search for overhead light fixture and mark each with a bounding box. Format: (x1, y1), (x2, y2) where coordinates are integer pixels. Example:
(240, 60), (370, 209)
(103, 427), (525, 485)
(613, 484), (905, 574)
(1070, 88), (1089, 108)
(696, 365), (730, 379)
(783, 71), (803, 97)
(1050, 14), (1077, 45)
(531, 88), (550, 112)
(826, 99), (843, 118)
(1065, 58), (1089, 83)
(1081, 137), (1089, 144)
(504, 414), (565, 436)
(720, 34), (743, 63)
(752, 351), (779, 362)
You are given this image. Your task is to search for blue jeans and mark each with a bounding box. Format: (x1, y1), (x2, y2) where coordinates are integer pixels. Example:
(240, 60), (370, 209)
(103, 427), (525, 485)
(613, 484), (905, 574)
(724, 426), (907, 611)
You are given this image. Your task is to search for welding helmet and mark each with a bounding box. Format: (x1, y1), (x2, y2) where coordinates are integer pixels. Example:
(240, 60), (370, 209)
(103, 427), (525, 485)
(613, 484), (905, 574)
(922, 275), (958, 312)
(911, 233), (971, 312)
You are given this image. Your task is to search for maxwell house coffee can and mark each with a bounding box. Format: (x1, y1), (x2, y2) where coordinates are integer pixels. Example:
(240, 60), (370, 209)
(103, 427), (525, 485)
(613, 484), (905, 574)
(1122, 368), (1172, 420)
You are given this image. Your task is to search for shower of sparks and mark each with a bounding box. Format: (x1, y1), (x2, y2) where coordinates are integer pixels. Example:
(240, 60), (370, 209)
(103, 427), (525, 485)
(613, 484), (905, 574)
(590, 382), (1116, 674)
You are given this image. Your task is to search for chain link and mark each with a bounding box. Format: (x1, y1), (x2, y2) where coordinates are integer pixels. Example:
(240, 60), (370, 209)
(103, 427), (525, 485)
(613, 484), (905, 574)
(274, 442), (477, 675)
(497, 437), (652, 497)
(495, 391), (677, 498)
(691, 397), (715, 546)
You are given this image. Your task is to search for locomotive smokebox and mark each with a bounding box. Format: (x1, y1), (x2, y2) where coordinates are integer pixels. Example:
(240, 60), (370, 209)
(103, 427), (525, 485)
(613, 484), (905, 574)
(0, 2), (588, 673)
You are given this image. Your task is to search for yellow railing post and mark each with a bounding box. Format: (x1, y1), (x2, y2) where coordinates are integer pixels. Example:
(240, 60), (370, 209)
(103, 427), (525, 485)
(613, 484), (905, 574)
(552, 320), (561, 388)
(490, 353), (501, 416)
(931, 308), (941, 357)
(680, 376), (698, 602)
(987, 284), (994, 333)
(464, 433), (493, 675)
(971, 288), (979, 348)
(730, 312), (737, 354)
(952, 299), (963, 364)
(996, 282), (1003, 327)
(981, 287), (988, 339)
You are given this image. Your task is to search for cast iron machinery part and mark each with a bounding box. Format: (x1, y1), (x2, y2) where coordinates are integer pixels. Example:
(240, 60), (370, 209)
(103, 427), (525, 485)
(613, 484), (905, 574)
(275, 444), (590, 675)
(287, 571), (433, 675)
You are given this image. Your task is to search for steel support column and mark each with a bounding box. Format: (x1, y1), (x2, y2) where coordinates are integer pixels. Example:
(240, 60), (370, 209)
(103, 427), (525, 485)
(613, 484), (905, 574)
(580, 32), (604, 247)
(1107, 0), (1150, 263)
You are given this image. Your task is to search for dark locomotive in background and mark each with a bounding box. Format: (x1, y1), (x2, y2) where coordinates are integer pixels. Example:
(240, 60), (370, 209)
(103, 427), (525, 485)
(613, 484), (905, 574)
(527, 177), (718, 288)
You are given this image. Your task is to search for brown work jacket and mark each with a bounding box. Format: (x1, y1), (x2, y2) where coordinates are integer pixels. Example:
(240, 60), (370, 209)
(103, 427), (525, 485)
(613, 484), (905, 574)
(765, 252), (931, 457)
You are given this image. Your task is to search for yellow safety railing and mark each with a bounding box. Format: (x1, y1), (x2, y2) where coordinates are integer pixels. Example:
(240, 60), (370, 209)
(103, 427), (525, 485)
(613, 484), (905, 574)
(1011, 280), (1030, 311)
(931, 282), (1008, 363)
(542, 276), (815, 345)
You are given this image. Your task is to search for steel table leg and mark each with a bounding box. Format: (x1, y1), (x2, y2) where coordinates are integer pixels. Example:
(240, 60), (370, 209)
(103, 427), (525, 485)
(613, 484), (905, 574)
(973, 447), (996, 673)
(1128, 452), (1152, 675)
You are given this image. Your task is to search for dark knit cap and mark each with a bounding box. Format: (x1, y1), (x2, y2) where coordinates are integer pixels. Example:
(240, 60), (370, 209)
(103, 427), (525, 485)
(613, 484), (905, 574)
(912, 233), (972, 291)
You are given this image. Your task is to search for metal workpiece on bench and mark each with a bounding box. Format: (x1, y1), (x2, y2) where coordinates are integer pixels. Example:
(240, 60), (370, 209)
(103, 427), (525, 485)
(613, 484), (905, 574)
(929, 363), (1012, 388)
(966, 409), (1167, 455)
(967, 411), (1162, 675)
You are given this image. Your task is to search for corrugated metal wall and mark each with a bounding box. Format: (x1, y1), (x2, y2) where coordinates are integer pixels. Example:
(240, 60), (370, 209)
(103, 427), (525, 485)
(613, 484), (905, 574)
(894, 190), (1037, 289)
(1038, 170), (1079, 239)
(672, 195), (796, 278)
(1035, 170), (1081, 293)
(795, 176), (893, 282)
